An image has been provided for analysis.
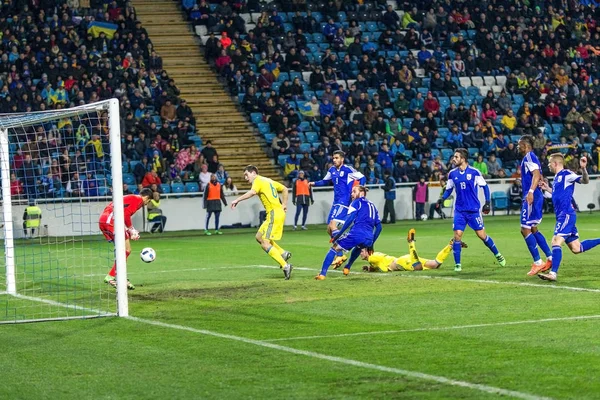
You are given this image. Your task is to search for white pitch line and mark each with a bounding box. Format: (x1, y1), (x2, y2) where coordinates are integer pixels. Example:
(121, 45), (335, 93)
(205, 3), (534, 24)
(127, 316), (551, 400)
(263, 314), (600, 342)
(10, 293), (114, 316)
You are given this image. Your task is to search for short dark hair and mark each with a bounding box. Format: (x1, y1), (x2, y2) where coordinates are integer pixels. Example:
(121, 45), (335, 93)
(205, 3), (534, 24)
(454, 148), (469, 161)
(333, 150), (345, 158)
(520, 134), (534, 148)
(139, 188), (153, 198)
(244, 165), (259, 174)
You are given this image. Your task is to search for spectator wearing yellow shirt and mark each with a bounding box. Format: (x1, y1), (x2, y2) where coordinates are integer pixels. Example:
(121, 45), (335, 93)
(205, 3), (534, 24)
(501, 110), (518, 135)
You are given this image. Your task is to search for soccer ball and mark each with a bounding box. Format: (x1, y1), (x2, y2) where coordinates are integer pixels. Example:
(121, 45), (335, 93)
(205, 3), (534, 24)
(140, 247), (156, 263)
(420, 214), (429, 221)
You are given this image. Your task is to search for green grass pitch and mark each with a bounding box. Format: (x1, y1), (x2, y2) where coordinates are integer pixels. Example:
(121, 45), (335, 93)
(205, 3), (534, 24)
(2, 214), (600, 399)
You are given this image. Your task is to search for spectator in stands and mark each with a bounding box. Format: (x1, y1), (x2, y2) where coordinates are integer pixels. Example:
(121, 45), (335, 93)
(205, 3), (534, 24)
(473, 154), (489, 178)
(142, 170), (162, 189)
(500, 110), (517, 135)
(446, 125), (463, 149)
(377, 143), (394, 174)
(486, 155), (502, 178)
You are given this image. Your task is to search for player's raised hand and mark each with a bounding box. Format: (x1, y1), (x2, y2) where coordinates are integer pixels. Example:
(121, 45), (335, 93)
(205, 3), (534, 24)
(580, 156), (588, 169)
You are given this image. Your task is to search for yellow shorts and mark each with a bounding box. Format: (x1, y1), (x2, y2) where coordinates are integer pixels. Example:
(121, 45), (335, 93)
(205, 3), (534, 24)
(258, 209), (285, 241)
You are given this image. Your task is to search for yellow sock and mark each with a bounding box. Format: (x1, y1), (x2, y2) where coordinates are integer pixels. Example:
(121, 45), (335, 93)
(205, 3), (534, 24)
(267, 246), (287, 268)
(270, 240), (285, 254)
(435, 245), (452, 265)
(408, 241), (420, 265)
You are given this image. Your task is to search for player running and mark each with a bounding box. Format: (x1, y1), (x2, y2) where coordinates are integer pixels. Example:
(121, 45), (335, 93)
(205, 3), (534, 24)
(538, 154), (600, 282)
(361, 229), (468, 272)
(309, 150), (365, 265)
(99, 187), (153, 290)
(231, 165), (293, 280)
(518, 135), (553, 276)
(315, 185), (382, 280)
(437, 148), (506, 272)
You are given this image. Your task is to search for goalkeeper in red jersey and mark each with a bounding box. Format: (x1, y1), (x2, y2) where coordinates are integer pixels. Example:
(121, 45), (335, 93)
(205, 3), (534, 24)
(99, 188), (153, 289)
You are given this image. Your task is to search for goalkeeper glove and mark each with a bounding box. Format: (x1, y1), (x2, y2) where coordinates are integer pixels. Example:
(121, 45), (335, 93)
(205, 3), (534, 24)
(128, 227), (140, 241)
(482, 201), (491, 215)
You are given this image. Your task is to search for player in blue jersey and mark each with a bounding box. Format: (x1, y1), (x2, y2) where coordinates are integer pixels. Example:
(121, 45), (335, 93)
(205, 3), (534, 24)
(310, 150), (365, 266)
(315, 185), (382, 280)
(518, 135), (554, 276)
(310, 150), (366, 235)
(437, 148), (506, 272)
(538, 153), (600, 282)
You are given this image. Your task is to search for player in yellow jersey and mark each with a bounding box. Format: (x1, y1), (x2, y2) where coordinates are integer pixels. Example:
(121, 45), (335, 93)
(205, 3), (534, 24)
(231, 165), (293, 279)
(360, 229), (467, 272)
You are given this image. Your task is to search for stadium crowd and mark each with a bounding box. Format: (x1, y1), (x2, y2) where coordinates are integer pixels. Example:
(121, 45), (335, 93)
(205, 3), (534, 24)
(191, 0), (600, 185)
(2, 0), (229, 201)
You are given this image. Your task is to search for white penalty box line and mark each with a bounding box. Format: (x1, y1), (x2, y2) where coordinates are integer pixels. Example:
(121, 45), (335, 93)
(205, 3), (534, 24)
(127, 315), (552, 400)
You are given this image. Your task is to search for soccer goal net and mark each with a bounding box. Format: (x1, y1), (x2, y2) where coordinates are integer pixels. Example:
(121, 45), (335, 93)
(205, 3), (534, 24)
(0, 99), (129, 324)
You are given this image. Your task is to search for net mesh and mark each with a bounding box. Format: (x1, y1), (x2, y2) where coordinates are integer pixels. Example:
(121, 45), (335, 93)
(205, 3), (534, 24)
(0, 101), (119, 323)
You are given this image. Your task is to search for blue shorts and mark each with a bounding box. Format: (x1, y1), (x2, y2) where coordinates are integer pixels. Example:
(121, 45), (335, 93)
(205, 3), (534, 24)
(453, 210), (484, 232)
(554, 212), (579, 243)
(327, 204), (350, 224)
(336, 231), (373, 252)
(521, 195), (544, 228)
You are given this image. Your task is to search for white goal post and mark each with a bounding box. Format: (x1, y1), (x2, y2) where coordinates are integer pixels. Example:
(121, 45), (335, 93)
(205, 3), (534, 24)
(0, 98), (128, 323)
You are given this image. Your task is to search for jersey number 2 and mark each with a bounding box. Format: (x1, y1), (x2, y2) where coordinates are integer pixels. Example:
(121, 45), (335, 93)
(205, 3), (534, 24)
(270, 183), (278, 199)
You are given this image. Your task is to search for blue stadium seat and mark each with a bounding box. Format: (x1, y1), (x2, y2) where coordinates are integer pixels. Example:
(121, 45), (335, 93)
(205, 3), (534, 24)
(431, 149), (440, 158)
(312, 33), (324, 42)
(438, 128), (450, 138)
(441, 148), (453, 161)
(160, 184), (171, 193)
(98, 187), (110, 196)
(185, 182), (200, 193)
(552, 124), (563, 135)
(278, 155), (287, 167)
(299, 143), (312, 153)
(383, 108), (394, 118)
(468, 148), (479, 158)
(272, 82), (281, 92)
(171, 183), (185, 195)
(258, 122), (271, 135)
(305, 132), (318, 142)
(123, 173), (136, 186)
(264, 133), (276, 143)
(491, 191), (509, 215)
(250, 113), (263, 124)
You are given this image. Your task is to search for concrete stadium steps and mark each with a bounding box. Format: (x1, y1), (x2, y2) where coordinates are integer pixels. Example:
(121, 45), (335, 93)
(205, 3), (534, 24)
(133, 0), (282, 189)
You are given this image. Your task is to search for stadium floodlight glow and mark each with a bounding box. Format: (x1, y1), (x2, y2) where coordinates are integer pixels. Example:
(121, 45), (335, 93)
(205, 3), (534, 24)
(0, 99), (128, 323)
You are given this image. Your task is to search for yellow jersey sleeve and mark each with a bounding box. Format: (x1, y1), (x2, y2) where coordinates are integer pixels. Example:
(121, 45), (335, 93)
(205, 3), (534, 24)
(368, 252), (396, 272)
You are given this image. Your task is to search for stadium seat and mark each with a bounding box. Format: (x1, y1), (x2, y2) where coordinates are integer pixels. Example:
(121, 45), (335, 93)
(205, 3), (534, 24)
(277, 155), (287, 167)
(98, 187), (110, 196)
(185, 182), (200, 193)
(264, 133), (276, 142)
(250, 113), (263, 124)
(468, 148), (479, 158)
(160, 184), (171, 193)
(171, 183), (185, 195)
(123, 173), (136, 186)
(491, 191), (510, 215)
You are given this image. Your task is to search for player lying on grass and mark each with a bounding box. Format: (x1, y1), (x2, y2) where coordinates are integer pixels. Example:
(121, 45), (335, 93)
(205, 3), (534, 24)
(99, 188), (153, 290)
(360, 229), (468, 272)
(537, 154), (600, 282)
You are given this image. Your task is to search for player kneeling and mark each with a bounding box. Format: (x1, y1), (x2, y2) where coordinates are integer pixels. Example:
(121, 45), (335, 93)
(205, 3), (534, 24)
(361, 229), (467, 272)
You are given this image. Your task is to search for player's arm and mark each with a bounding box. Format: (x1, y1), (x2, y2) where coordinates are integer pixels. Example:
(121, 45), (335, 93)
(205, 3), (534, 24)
(580, 157), (589, 184)
(231, 189), (257, 208)
(278, 182), (289, 212)
(348, 167), (366, 185)
(539, 179), (553, 197)
(220, 185), (227, 206)
(475, 175), (491, 214)
(373, 221), (382, 242)
(437, 178), (454, 207)
(310, 170), (332, 187)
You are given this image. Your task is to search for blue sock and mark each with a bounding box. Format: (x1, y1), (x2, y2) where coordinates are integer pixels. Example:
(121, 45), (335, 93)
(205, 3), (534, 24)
(524, 234), (541, 262)
(534, 231), (552, 258)
(453, 241), (462, 265)
(345, 247), (361, 270)
(551, 245), (562, 274)
(580, 238), (600, 253)
(483, 236), (499, 255)
(320, 248), (337, 276)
